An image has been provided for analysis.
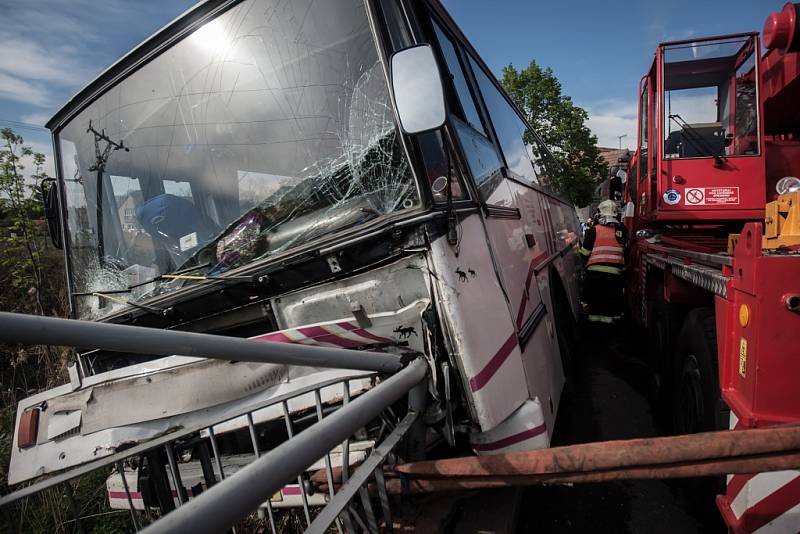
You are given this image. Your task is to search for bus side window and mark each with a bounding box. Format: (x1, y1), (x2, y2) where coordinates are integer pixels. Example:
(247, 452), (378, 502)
(466, 55), (539, 186)
(425, 14), (497, 197)
(430, 18), (486, 136)
(417, 130), (467, 203)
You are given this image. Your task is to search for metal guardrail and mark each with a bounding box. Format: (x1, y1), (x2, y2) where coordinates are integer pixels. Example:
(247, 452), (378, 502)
(0, 312), (404, 373)
(0, 312), (428, 534)
(144, 359), (427, 534)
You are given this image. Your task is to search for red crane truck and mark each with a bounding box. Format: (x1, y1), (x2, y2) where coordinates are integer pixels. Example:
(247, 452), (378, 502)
(624, 3), (800, 532)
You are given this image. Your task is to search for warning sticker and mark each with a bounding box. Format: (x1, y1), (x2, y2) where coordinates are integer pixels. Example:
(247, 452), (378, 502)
(685, 187), (740, 206)
(739, 337), (748, 378)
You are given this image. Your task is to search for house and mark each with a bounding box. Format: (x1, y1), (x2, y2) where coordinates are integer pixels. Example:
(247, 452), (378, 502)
(116, 191), (143, 232)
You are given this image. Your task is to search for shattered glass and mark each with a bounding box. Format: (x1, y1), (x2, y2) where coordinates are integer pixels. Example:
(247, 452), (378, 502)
(55, 0), (417, 319)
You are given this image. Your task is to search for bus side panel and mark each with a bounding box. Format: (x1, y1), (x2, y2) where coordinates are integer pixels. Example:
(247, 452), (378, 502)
(548, 197), (583, 318)
(428, 214), (529, 430)
(480, 180), (546, 332)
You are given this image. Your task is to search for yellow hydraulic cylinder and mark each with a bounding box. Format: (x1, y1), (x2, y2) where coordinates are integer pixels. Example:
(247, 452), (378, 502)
(763, 191), (800, 249)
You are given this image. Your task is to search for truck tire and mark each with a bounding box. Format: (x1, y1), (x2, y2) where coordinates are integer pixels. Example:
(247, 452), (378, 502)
(648, 279), (685, 430)
(671, 308), (728, 435)
(671, 308), (729, 526)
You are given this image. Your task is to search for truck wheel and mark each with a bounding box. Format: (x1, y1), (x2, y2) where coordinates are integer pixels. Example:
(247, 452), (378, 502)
(671, 308), (729, 525)
(648, 280), (685, 431)
(671, 308), (728, 434)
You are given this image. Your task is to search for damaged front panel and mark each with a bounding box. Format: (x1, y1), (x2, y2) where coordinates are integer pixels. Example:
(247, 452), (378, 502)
(9, 254), (433, 484)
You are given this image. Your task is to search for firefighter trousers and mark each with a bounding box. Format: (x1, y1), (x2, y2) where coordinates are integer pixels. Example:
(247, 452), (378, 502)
(582, 269), (625, 323)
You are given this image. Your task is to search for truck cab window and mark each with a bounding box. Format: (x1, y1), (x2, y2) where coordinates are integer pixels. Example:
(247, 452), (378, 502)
(639, 79), (649, 181)
(662, 35), (760, 158)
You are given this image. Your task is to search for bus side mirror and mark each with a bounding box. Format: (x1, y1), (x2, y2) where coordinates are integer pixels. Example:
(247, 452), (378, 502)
(39, 178), (63, 249)
(390, 45), (446, 135)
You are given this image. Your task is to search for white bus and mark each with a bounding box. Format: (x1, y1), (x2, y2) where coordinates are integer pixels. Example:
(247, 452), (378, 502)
(9, 0), (582, 517)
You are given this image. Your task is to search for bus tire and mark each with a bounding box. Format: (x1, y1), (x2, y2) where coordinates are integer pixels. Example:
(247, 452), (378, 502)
(551, 272), (577, 380)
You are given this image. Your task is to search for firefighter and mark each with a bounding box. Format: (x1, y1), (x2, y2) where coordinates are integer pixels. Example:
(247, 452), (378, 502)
(579, 200), (628, 323)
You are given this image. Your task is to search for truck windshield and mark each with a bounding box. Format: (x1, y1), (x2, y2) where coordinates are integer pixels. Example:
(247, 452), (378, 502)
(56, 0), (417, 319)
(662, 35), (759, 159)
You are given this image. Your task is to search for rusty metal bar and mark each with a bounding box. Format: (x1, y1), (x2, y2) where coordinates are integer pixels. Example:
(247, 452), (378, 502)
(391, 423), (800, 479)
(311, 425), (800, 496)
(379, 452), (800, 494)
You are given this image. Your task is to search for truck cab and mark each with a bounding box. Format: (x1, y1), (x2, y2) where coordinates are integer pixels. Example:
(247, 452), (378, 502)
(631, 33), (766, 224)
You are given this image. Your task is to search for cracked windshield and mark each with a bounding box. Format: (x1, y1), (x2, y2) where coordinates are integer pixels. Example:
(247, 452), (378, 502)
(58, 0), (417, 319)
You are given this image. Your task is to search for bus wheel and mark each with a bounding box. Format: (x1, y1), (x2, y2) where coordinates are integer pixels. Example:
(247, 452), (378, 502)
(671, 308), (727, 434)
(551, 273), (577, 380)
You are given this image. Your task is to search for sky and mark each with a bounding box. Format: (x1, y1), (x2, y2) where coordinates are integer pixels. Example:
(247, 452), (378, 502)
(0, 0), (783, 176)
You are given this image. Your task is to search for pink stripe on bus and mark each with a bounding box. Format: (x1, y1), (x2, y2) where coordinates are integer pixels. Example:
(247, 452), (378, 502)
(254, 331), (293, 343)
(297, 326), (361, 349)
(469, 333), (518, 392)
(472, 423), (547, 452)
(338, 322), (393, 343)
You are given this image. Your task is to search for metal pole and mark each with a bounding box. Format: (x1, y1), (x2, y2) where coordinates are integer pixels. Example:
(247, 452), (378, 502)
(306, 413), (417, 534)
(141, 358), (427, 534)
(281, 400), (312, 526)
(165, 444), (187, 505)
(63, 482), (86, 534)
(0, 312), (403, 373)
(116, 461), (140, 531)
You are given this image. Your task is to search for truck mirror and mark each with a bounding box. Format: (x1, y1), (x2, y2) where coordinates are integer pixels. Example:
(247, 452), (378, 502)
(616, 169), (628, 183)
(390, 45), (446, 135)
(39, 178), (63, 249)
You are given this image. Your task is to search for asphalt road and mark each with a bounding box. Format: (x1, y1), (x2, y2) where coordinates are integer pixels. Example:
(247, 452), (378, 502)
(516, 321), (726, 533)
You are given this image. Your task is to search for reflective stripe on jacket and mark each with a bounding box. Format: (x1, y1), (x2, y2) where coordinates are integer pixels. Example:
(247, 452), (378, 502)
(586, 225), (624, 267)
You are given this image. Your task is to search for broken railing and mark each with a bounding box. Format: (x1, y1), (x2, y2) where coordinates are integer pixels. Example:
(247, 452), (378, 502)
(0, 312), (428, 534)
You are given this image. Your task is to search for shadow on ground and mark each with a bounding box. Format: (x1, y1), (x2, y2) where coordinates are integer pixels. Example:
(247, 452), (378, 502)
(516, 320), (726, 533)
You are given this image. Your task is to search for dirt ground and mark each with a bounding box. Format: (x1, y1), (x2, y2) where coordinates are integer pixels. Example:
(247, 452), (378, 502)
(516, 320), (726, 533)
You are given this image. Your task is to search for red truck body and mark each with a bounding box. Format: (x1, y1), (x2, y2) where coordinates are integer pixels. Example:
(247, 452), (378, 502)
(624, 3), (800, 531)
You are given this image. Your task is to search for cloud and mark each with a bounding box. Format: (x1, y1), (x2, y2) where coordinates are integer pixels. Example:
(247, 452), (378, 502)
(0, 72), (53, 107)
(0, 32), (93, 86)
(583, 99), (638, 150)
(0, 0), (193, 117)
(20, 113), (52, 127)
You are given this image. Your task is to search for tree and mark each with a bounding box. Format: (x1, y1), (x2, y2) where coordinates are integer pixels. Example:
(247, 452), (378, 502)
(501, 61), (607, 207)
(0, 128), (48, 313)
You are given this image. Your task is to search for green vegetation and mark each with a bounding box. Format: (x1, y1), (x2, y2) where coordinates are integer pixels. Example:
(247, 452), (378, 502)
(501, 61), (607, 207)
(0, 128), (134, 533)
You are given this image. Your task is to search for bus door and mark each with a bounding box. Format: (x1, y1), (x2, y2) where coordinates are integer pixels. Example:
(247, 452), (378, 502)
(425, 16), (531, 431)
(464, 53), (567, 432)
